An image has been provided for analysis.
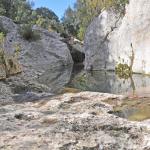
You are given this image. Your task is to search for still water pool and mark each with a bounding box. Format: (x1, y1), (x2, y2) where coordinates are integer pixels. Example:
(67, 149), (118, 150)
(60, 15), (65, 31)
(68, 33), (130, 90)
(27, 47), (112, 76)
(65, 66), (150, 121)
(66, 66), (150, 97)
(37, 65), (150, 97)
(27, 65), (150, 121)
(103, 97), (150, 121)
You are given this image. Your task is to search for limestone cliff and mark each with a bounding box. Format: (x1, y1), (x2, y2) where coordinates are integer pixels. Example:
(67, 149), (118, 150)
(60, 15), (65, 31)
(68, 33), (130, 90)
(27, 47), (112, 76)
(84, 0), (150, 74)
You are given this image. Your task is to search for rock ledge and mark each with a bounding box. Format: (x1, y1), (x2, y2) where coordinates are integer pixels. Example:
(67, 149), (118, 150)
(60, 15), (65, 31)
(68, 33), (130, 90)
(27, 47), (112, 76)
(0, 92), (150, 150)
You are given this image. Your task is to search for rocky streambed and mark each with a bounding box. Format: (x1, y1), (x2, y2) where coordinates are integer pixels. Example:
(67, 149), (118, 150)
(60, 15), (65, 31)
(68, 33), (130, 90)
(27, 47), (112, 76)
(0, 92), (150, 150)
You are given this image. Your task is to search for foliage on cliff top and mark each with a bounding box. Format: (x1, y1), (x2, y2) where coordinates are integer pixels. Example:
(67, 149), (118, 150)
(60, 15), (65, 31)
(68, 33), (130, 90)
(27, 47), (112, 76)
(0, 0), (129, 41)
(62, 0), (129, 40)
(0, 0), (63, 33)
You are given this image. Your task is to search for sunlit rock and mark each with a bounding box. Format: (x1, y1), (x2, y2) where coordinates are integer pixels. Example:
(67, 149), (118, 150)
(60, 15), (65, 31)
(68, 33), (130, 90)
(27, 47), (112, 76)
(0, 16), (73, 103)
(84, 0), (150, 74)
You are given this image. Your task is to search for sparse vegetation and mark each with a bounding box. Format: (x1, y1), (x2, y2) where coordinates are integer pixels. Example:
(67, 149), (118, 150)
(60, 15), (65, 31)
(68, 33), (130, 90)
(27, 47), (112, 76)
(0, 32), (7, 75)
(0, 32), (6, 64)
(0, 22), (7, 36)
(0, 32), (22, 78)
(62, 0), (129, 40)
(0, 50), (5, 64)
(19, 24), (40, 41)
(13, 43), (21, 57)
(0, 0), (63, 33)
(0, 0), (129, 40)
(0, 32), (5, 44)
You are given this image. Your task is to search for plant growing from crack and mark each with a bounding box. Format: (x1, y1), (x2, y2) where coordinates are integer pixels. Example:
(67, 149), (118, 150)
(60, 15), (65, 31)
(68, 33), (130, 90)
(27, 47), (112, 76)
(115, 43), (134, 79)
(115, 43), (136, 95)
(0, 33), (22, 78)
(13, 43), (21, 58)
(115, 63), (132, 79)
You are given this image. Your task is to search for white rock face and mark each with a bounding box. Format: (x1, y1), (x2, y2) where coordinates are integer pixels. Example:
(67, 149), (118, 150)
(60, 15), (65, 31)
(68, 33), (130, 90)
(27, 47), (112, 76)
(84, 0), (150, 74)
(84, 9), (122, 70)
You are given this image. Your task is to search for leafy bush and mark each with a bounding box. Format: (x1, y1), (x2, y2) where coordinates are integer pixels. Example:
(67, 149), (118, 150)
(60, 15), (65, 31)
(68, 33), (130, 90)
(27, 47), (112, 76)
(115, 63), (132, 79)
(19, 24), (40, 41)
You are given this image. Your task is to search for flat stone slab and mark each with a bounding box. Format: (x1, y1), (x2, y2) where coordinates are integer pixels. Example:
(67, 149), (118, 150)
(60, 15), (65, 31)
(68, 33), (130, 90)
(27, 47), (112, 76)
(0, 92), (150, 150)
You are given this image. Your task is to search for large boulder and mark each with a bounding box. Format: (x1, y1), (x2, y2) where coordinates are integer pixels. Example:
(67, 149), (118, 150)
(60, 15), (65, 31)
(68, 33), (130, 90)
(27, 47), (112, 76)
(84, 0), (150, 74)
(0, 16), (73, 103)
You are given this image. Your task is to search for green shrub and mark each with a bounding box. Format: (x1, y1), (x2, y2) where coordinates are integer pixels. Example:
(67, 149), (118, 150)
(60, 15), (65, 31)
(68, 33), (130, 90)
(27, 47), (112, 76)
(115, 63), (132, 79)
(19, 24), (40, 41)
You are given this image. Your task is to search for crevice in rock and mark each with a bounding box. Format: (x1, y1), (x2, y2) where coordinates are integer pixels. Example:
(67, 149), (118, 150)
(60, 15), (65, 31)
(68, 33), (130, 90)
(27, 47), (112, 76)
(130, 43), (135, 71)
(63, 37), (85, 64)
(102, 14), (122, 43)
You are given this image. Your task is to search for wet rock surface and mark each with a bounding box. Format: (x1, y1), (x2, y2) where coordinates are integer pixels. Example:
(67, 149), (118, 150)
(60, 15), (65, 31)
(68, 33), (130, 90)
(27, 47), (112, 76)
(0, 92), (150, 150)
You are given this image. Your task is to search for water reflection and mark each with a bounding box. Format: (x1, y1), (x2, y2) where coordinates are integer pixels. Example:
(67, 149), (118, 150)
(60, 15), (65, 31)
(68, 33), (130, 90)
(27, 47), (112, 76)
(12, 66), (73, 103)
(34, 65), (150, 97)
(37, 66), (73, 93)
(67, 69), (150, 96)
(107, 97), (150, 121)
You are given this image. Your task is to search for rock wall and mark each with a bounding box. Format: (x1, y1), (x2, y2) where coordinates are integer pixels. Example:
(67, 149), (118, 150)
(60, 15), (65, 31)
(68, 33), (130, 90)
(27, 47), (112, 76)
(84, 0), (150, 74)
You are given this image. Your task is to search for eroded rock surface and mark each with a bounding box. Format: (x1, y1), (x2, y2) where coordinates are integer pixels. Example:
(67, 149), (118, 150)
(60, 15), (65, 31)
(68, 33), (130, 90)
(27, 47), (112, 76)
(0, 92), (150, 150)
(84, 0), (150, 74)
